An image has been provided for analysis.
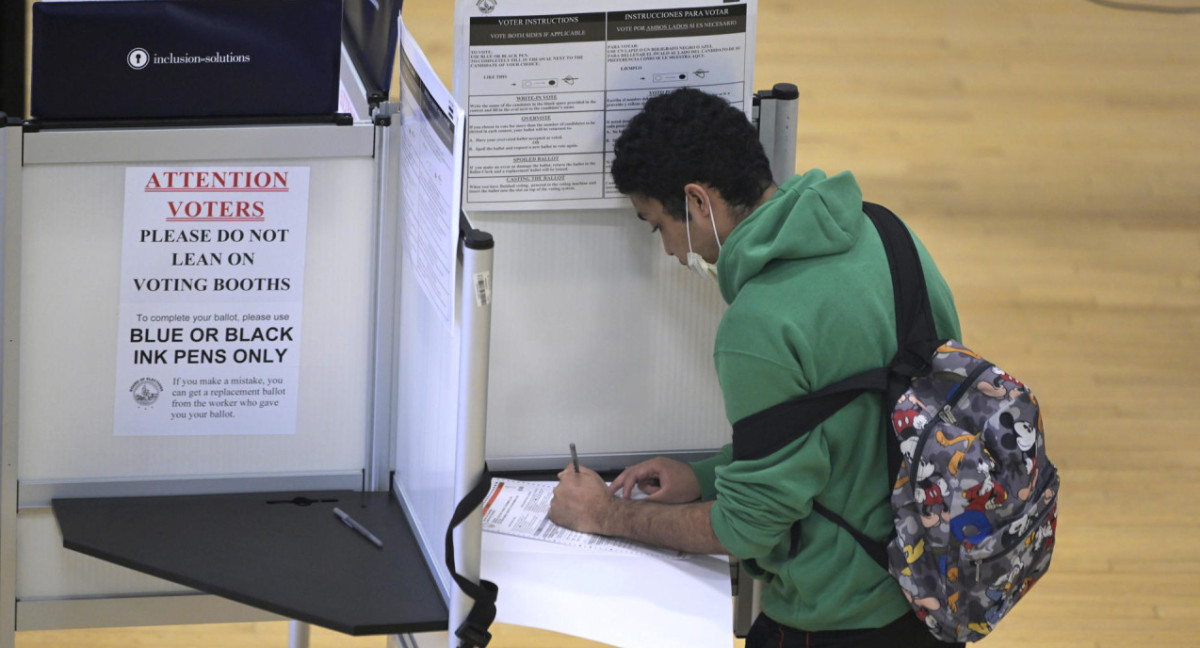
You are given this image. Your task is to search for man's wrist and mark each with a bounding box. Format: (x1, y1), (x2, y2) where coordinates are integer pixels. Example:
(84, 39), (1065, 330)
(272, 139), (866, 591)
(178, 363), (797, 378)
(594, 494), (726, 555)
(599, 494), (634, 537)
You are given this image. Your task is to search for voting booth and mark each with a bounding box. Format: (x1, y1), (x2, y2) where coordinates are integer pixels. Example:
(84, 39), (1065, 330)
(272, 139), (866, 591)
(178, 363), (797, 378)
(1, 1), (799, 647)
(448, 2), (794, 647)
(4, 1), (492, 647)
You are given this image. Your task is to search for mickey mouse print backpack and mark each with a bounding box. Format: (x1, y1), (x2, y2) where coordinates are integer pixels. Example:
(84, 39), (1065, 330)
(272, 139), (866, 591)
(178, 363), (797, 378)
(730, 202), (1059, 642)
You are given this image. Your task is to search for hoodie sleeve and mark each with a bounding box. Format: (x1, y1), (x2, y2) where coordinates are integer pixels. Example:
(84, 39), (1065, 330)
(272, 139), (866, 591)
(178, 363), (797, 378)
(706, 346), (830, 560)
(689, 444), (732, 501)
(709, 424), (833, 561)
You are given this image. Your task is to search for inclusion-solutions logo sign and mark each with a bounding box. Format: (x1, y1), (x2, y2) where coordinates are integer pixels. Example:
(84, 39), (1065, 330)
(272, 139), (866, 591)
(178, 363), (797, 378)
(125, 47), (252, 70)
(128, 48), (150, 70)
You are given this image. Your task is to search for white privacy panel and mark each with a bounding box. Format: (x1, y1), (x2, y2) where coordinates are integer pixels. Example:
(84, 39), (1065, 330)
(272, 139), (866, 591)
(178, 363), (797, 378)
(393, 247), (461, 600)
(471, 208), (729, 464)
(17, 141), (376, 481)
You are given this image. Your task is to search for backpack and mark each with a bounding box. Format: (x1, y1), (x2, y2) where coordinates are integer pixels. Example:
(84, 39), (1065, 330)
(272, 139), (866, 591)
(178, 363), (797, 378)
(729, 202), (1059, 643)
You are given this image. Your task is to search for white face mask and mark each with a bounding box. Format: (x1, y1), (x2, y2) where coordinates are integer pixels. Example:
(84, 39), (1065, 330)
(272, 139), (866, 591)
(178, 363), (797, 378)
(685, 192), (722, 282)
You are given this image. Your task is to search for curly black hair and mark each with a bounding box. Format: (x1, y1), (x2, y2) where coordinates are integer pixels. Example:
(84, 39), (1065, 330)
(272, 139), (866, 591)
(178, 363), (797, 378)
(611, 88), (774, 221)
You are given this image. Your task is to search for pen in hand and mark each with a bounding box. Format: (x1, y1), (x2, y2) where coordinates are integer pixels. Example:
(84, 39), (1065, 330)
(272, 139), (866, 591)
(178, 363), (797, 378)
(333, 507), (384, 549)
(570, 442), (580, 473)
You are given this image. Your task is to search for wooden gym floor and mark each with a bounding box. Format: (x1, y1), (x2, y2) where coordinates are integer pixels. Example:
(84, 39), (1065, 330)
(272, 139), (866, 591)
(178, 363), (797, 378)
(14, 0), (1200, 646)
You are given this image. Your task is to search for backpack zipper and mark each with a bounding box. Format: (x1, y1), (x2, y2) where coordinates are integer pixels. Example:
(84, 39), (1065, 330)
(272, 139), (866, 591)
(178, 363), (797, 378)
(910, 360), (995, 500)
(966, 466), (1060, 581)
(938, 361), (995, 425)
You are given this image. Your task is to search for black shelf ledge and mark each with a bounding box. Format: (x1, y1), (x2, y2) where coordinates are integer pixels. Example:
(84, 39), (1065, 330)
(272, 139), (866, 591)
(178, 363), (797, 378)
(52, 489), (448, 636)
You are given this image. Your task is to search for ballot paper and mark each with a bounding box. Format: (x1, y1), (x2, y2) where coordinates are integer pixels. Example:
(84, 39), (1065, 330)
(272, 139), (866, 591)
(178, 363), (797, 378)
(480, 477), (734, 648)
(481, 477), (683, 559)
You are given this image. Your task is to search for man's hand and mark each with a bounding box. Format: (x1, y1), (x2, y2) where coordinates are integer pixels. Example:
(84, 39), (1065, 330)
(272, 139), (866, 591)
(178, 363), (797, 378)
(609, 456), (701, 503)
(550, 461), (729, 556)
(549, 465), (617, 535)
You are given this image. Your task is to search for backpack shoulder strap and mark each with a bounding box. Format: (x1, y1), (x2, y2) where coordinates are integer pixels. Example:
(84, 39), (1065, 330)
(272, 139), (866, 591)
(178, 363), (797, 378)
(861, 202), (941, 371)
(860, 202), (943, 483)
(731, 367), (887, 460)
(728, 202), (944, 570)
(730, 203), (938, 461)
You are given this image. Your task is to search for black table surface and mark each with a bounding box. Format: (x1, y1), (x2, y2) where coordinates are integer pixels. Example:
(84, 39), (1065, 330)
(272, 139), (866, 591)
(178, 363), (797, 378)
(52, 489), (448, 636)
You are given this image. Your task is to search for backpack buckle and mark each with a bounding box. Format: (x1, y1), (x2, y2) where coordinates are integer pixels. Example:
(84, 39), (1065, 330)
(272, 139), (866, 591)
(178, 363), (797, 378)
(890, 347), (932, 381)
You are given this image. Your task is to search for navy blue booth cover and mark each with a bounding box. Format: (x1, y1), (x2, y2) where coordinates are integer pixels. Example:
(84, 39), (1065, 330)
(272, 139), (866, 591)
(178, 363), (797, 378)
(31, 0), (342, 121)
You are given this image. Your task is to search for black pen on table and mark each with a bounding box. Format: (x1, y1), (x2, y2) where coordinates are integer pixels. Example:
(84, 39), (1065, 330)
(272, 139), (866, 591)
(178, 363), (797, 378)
(333, 507), (384, 549)
(570, 442), (579, 473)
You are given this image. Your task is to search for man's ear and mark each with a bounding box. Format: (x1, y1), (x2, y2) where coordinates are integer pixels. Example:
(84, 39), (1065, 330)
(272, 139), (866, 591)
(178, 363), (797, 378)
(682, 183), (710, 221)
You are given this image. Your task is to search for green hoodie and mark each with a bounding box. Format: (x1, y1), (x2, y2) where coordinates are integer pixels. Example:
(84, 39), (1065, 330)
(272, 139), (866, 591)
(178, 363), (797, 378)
(693, 170), (961, 631)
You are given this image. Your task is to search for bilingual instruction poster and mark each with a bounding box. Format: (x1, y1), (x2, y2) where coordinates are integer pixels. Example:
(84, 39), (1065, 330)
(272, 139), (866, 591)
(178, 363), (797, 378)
(114, 167), (310, 436)
(457, 0), (756, 211)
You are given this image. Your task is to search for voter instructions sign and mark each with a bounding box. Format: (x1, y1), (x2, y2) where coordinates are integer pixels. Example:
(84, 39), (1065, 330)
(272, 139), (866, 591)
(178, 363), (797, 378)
(114, 166), (311, 436)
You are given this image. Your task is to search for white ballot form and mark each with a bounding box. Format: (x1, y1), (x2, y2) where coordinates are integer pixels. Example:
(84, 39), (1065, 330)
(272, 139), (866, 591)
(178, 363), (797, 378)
(481, 477), (684, 559)
(479, 479), (732, 648)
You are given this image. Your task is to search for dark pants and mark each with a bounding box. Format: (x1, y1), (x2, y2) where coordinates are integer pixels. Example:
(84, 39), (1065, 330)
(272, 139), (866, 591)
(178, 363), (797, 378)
(744, 611), (966, 648)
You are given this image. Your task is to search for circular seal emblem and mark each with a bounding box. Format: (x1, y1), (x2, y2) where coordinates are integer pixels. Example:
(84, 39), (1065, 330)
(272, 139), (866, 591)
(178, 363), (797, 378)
(127, 48), (150, 70)
(130, 377), (163, 407)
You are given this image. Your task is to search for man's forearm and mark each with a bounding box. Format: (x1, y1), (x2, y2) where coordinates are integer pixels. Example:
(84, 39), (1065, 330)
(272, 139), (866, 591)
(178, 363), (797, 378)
(601, 498), (729, 555)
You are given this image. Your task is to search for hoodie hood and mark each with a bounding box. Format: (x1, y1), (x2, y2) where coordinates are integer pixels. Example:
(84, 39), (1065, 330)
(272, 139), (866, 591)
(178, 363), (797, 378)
(716, 169), (864, 303)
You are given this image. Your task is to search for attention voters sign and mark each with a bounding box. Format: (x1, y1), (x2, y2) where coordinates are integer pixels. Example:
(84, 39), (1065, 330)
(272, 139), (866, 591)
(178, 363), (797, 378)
(114, 166), (310, 436)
